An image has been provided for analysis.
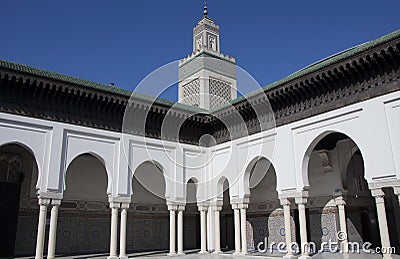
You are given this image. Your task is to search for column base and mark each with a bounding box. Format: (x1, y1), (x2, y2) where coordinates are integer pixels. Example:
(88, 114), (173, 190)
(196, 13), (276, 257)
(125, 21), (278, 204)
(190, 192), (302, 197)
(382, 254), (393, 259)
(212, 250), (222, 254)
(299, 255), (311, 259)
(283, 254), (296, 259)
(198, 250), (208, 254)
(119, 256), (128, 259)
(167, 252), (177, 256)
(107, 256), (119, 259)
(177, 252), (185, 256)
(233, 252), (241, 256)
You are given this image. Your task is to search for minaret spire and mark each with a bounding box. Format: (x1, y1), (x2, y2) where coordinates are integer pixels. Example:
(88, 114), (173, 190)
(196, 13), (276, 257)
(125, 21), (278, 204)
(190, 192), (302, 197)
(203, 0), (208, 16)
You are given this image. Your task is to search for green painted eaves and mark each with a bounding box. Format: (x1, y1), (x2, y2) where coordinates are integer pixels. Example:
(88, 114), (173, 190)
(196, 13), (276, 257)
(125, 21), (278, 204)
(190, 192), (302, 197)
(0, 59), (208, 114)
(210, 29), (400, 112)
(1, 29), (399, 115)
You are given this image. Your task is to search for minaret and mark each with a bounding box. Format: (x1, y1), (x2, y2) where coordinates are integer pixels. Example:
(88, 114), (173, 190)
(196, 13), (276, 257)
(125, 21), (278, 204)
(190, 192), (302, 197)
(178, 2), (237, 109)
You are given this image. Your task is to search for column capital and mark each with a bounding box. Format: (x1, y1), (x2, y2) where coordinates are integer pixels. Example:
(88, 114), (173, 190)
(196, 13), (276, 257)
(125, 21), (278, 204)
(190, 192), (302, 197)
(177, 205), (186, 211)
(38, 191), (63, 200)
(210, 199), (223, 210)
(239, 203), (248, 210)
(51, 199), (62, 206)
(120, 202), (130, 209)
(393, 186), (400, 196)
(334, 196), (346, 206)
(109, 202), (121, 209)
(370, 188), (385, 198)
(231, 202), (248, 210)
(38, 198), (51, 206)
(108, 195), (131, 204)
(280, 197), (291, 206)
(198, 205), (208, 212)
(168, 204), (178, 211)
(294, 197), (308, 205)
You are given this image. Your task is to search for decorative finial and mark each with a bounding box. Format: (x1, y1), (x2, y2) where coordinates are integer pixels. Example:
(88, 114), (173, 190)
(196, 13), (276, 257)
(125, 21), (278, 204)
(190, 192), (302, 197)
(203, 0), (208, 16)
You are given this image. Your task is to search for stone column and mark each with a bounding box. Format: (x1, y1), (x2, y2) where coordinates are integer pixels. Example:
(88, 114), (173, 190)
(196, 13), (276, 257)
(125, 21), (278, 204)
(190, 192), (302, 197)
(168, 205), (177, 256)
(371, 188), (392, 259)
(47, 199), (61, 259)
(232, 204), (241, 255)
(108, 202), (120, 259)
(35, 198), (50, 259)
(295, 197), (310, 259)
(280, 198), (295, 258)
(213, 205), (222, 254)
(334, 195), (348, 253)
(119, 203), (129, 259)
(177, 205), (185, 255)
(240, 203), (248, 255)
(198, 205), (208, 254)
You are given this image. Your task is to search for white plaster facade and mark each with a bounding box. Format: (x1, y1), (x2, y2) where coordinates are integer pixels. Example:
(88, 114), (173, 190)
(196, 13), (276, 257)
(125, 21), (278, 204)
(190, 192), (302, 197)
(1, 77), (400, 258)
(1, 6), (399, 259)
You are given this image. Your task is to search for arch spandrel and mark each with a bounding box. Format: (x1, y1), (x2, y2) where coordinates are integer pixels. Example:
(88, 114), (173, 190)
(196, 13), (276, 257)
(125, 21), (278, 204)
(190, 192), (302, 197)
(0, 139), (45, 192)
(64, 135), (117, 196)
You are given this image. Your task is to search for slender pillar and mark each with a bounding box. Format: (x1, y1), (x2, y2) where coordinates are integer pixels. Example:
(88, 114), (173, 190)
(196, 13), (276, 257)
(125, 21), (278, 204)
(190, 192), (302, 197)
(47, 199), (61, 259)
(280, 198), (295, 258)
(108, 202), (120, 259)
(295, 197), (310, 259)
(207, 206), (214, 252)
(240, 204), (248, 255)
(213, 206), (222, 254)
(371, 189), (392, 259)
(168, 207), (177, 256)
(198, 205), (208, 254)
(35, 198), (50, 259)
(177, 206), (185, 255)
(233, 206), (241, 255)
(119, 203), (129, 259)
(335, 196), (348, 253)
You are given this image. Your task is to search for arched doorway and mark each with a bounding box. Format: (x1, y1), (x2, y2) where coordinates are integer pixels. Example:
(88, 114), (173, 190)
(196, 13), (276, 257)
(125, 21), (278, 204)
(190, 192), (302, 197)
(0, 143), (39, 257)
(245, 157), (281, 254)
(304, 132), (399, 254)
(129, 161), (169, 253)
(61, 153), (109, 255)
(218, 177), (234, 251)
(184, 178), (200, 251)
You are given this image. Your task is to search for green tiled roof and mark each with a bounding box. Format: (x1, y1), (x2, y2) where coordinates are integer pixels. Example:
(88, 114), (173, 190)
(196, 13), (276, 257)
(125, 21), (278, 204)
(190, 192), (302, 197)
(211, 29), (400, 111)
(1, 29), (399, 114)
(0, 59), (208, 114)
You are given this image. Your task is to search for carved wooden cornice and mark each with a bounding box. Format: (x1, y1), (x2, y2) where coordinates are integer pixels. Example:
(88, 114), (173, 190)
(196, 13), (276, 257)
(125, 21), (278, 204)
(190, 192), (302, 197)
(0, 36), (399, 145)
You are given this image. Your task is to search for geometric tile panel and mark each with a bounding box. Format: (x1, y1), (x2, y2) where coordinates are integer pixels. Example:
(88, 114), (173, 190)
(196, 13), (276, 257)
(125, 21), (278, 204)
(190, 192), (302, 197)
(182, 78), (200, 107)
(209, 77), (232, 108)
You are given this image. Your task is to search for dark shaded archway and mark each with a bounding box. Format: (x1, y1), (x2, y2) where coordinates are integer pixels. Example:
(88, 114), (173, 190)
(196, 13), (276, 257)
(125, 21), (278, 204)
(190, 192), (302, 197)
(245, 157), (280, 253)
(129, 160), (169, 253)
(304, 132), (384, 252)
(184, 178), (200, 250)
(219, 178), (234, 251)
(0, 143), (39, 257)
(61, 153), (109, 255)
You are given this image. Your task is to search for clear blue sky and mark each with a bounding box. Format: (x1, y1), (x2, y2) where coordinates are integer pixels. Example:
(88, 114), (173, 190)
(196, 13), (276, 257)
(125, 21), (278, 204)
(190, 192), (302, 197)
(1, 1), (399, 101)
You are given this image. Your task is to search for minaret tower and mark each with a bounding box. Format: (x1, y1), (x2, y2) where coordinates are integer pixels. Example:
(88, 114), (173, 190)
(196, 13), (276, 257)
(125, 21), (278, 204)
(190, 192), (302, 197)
(178, 2), (237, 109)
